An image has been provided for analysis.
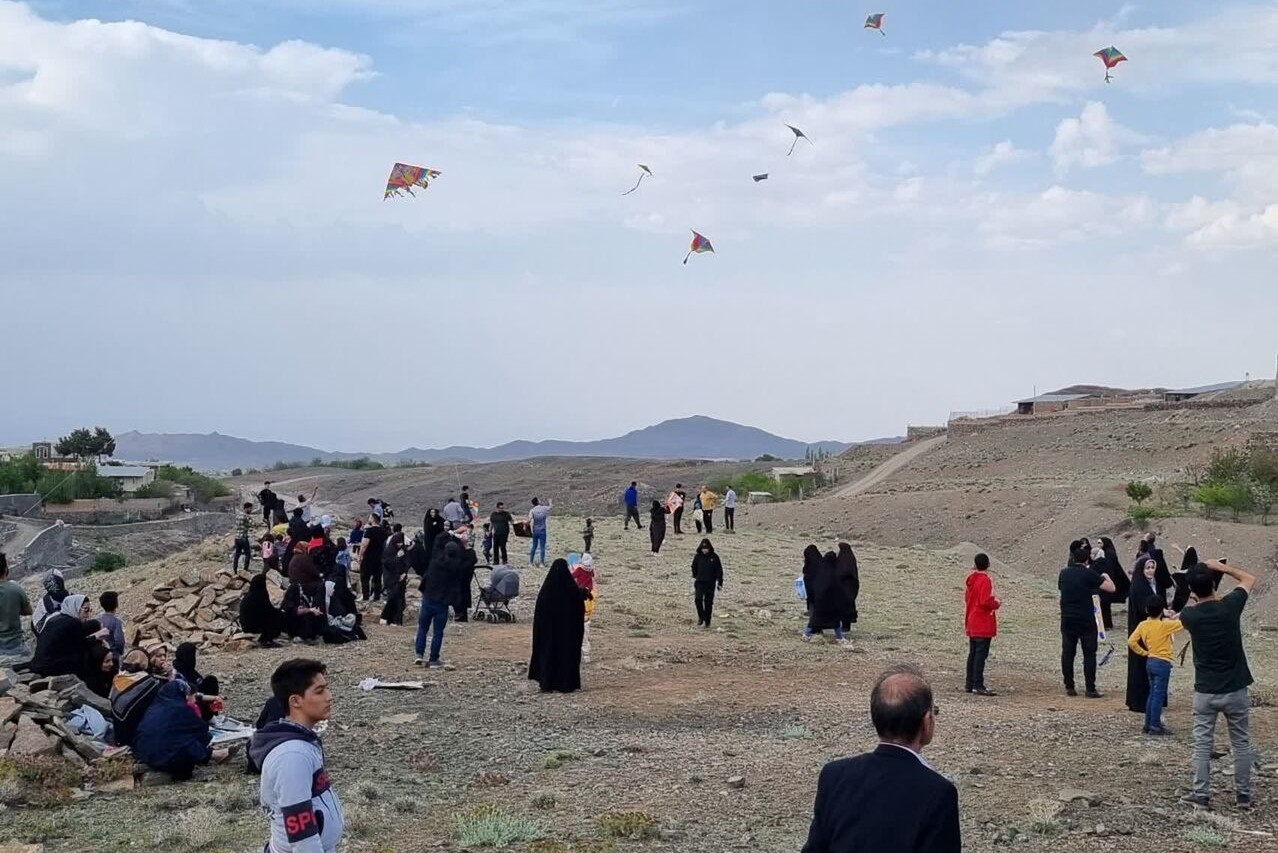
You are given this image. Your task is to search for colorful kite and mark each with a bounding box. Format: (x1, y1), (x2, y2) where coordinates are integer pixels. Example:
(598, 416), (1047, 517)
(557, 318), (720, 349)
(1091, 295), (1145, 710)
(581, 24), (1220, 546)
(865, 13), (885, 35)
(683, 230), (714, 265)
(752, 173), (769, 182)
(384, 163), (441, 199)
(785, 124), (811, 157)
(1094, 46), (1127, 83)
(622, 164), (653, 196)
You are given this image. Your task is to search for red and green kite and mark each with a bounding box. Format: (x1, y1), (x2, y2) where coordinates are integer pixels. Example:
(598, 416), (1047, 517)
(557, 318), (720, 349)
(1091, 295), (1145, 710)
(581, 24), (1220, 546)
(683, 230), (714, 265)
(1094, 46), (1127, 83)
(384, 162), (441, 199)
(865, 13), (885, 35)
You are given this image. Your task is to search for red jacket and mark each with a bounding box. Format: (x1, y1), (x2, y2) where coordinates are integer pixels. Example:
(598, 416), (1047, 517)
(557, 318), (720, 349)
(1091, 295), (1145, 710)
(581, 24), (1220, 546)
(965, 570), (1000, 638)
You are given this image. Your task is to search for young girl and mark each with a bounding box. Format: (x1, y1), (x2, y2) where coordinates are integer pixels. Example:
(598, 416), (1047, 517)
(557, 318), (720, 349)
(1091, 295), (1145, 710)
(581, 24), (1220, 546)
(571, 554), (597, 662)
(334, 537), (352, 589)
(260, 534), (279, 573)
(582, 518), (595, 554)
(481, 523), (493, 565)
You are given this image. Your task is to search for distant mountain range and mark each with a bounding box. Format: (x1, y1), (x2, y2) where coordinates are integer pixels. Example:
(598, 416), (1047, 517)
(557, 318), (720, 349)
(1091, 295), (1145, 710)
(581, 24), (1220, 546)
(114, 417), (897, 471)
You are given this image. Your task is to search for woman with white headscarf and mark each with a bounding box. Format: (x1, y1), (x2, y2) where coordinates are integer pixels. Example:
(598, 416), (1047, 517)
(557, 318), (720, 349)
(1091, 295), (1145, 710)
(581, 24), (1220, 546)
(29, 594), (109, 679)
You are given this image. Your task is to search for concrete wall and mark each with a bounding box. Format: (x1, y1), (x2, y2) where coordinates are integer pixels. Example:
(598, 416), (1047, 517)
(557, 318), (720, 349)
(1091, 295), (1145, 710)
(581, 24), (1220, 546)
(0, 494), (42, 517)
(49, 498), (171, 524)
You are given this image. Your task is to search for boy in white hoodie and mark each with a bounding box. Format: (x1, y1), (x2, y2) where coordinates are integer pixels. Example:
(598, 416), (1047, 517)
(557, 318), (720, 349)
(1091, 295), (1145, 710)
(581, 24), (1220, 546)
(249, 659), (344, 853)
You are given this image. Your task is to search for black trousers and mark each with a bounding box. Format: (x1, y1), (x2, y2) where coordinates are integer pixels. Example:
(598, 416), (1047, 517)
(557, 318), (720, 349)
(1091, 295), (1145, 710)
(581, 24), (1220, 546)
(673, 507), (684, 533)
(966, 637), (992, 691)
(702, 509), (713, 533)
(361, 561), (383, 601)
(625, 506), (642, 529)
(261, 507), (272, 525)
(650, 526), (665, 553)
(493, 533), (508, 564)
(1061, 621), (1098, 691)
(1098, 598), (1114, 631)
(694, 582), (716, 626)
(724, 507), (735, 531)
(232, 537), (252, 571)
(583, 535), (593, 554)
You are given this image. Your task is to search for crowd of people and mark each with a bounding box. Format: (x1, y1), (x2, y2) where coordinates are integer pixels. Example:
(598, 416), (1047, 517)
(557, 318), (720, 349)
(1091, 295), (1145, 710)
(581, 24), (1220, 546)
(2, 472), (1267, 853)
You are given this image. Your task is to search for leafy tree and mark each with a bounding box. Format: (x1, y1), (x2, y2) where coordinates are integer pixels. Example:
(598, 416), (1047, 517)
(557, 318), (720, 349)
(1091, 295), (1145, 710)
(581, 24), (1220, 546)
(1125, 481), (1153, 505)
(54, 426), (116, 461)
(1204, 448), (1249, 485)
(154, 465), (230, 503)
(88, 551), (126, 574)
(1252, 482), (1274, 526)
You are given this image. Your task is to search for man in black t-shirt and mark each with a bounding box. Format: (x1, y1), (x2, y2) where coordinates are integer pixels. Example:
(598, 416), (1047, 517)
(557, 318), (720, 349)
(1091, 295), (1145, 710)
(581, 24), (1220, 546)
(258, 482), (277, 526)
(488, 502), (514, 565)
(1178, 559), (1256, 810)
(1058, 540), (1115, 698)
(359, 521), (390, 602)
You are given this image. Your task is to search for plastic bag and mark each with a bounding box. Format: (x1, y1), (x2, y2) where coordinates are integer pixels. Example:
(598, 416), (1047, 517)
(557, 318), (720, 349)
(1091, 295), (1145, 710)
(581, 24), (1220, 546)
(794, 576), (807, 600)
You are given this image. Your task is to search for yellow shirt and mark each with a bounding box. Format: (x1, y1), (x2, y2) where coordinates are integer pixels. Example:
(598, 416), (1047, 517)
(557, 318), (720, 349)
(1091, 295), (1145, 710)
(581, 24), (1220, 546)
(1127, 617), (1184, 662)
(700, 491), (720, 510)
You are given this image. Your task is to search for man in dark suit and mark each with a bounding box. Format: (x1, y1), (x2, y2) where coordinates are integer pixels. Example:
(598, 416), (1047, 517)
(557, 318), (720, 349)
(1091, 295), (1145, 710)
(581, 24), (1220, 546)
(801, 665), (960, 853)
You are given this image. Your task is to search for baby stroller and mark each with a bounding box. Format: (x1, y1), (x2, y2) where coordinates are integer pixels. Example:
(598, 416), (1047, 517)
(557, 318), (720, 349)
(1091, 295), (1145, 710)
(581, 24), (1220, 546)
(473, 564), (520, 623)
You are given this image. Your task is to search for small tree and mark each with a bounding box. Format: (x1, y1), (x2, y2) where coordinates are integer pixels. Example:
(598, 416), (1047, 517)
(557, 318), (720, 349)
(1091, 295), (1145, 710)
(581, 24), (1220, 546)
(1252, 482), (1274, 525)
(1125, 481), (1153, 505)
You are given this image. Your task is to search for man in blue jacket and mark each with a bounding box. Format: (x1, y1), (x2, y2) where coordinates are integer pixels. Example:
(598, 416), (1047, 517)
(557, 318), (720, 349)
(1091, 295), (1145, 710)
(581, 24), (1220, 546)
(623, 482), (642, 530)
(250, 659), (344, 853)
(802, 665), (960, 853)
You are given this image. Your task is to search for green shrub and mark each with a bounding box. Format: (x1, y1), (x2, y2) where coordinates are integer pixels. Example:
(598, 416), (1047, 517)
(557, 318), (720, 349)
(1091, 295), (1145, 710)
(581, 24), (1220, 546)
(1125, 481), (1153, 505)
(88, 551), (126, 574)
(1205, 448), (1250, 485)
(542, 749), (582, 770)
(154, 465), (230, 503)
(1195, 482), (1254, 520)
(1182, 827), (1228, 847)
(132, 479), (176, 500)
(455, 804), (543, 848)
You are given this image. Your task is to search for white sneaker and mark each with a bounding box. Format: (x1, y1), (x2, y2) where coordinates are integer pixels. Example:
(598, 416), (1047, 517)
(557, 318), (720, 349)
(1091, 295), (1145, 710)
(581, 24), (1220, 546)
(414, 657), (424, 666)
(379, 619), (388, 626)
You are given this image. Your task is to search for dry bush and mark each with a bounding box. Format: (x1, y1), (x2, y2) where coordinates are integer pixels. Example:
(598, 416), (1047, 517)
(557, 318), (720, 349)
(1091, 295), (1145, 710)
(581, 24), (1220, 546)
(154, 806), (230, 852)
(543, 749), (582, 770)
(0, 755), (83, 807)
(455, 804), (543, 848)
(597, 811), (659, 840)
(1027, 798), (1063, 835)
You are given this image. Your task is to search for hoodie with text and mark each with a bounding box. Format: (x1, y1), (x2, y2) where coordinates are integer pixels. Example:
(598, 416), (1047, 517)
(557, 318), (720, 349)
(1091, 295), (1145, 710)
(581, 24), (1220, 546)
(249, 720), (345, 853)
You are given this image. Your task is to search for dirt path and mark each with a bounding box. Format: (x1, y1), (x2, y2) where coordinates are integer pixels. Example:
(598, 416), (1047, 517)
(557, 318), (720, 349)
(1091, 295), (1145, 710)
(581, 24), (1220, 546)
(833, 434), (948, 497)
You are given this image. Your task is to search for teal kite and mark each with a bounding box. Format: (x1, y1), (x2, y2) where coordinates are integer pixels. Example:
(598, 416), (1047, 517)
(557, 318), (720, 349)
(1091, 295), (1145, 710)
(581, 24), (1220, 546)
(865, 13), (885, 35)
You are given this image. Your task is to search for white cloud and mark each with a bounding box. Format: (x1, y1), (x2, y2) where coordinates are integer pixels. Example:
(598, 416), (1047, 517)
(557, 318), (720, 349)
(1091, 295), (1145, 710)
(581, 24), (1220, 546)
(973, 139), (1032, 176)
(978, 185), (1155, 249)
(1049, 101), (1143, 172)
(1185, 204), (1278, 250)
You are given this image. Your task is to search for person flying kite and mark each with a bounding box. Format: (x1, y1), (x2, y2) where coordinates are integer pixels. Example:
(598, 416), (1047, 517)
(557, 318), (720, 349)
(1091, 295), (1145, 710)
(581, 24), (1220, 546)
(384, 163), (441, 199)
(785, 124), (811, 157)
(865, 13), (886, 35)
(622, 164), (653, 196)
(683, 230), (714, 265)
(1094, 47), (1127, 83)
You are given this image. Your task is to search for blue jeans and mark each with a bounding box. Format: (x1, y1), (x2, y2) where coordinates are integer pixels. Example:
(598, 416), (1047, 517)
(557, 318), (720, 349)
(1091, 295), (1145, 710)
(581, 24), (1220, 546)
(529, 531), (547, 565)
(1145, 657), (1171, 731)
(415, 598), (449, 661)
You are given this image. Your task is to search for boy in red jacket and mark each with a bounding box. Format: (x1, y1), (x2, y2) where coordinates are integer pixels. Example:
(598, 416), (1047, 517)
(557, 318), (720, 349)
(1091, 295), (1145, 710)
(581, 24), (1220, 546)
(965, 553), (1000, 696)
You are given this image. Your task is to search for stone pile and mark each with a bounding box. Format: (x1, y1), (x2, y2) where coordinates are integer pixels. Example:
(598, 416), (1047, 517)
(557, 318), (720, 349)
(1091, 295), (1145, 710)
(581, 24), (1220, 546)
(0, 669), (114, 769)
(132, 567), (283, 654)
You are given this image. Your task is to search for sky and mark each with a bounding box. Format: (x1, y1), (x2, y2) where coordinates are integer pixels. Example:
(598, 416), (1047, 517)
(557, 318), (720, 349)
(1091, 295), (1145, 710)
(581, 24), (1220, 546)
(3, 1), (1278, 452)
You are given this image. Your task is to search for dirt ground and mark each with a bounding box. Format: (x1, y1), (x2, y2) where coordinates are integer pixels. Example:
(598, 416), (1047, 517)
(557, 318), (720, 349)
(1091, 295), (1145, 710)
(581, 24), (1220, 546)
(4, 509), (1276, 853)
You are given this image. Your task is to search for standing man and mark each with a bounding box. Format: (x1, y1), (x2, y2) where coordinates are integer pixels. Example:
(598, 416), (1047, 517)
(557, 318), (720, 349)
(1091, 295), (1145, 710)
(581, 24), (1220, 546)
(699, 485), (719, 534)
(624, 482), (642, 530)
(964, 553), (999, 696)
(359, 519), (389, 602)
(0, 554), (33, 663)
(528, 497), (552, 568)
(1178, 559), (1257, 810)
(489, 502), (514, 565)
(1059, 539), (1115, 698)
(723, 486), (737, 533)
(442, 496), (466, 529)
(258, 481), (278, 526)
(672, 484), (687, 535)
(801, 665), (960, 853)
(249, 659), (344, 853)
(233, 501), (255, 572)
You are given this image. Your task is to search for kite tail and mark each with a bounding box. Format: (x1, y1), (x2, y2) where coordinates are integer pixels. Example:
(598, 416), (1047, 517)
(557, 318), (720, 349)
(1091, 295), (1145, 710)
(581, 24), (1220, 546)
(787, 139), (798, 157)
(621, 175), (644, 196)
(682, 252), (691, 265)
(880, 29), (886, 36)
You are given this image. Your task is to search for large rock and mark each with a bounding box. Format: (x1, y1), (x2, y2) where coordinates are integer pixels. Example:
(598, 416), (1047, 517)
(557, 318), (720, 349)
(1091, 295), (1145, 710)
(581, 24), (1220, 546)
(8, 715), (58, 757)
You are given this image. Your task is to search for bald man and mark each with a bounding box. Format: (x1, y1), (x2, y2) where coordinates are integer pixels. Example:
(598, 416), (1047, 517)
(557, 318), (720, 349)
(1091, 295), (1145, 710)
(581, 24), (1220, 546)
(802, 666), (960, 853)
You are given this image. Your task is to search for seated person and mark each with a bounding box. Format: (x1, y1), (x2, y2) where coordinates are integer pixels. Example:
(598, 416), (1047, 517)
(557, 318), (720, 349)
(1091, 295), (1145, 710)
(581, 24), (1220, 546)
(282, 581), (326, 643)
(323, 581), (367, 645)
(110, 648), (167, 747)
(85, 643), (118, 699)
(173, 642), (223, 721)
(29, 594), (109, 680)
(133, 680), (229, 780)
(239, 574), (284, 648)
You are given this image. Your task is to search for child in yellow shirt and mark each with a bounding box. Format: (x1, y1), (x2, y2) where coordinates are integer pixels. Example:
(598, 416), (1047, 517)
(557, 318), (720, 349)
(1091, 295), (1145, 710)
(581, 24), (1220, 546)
(1127, 597), (1183, 736)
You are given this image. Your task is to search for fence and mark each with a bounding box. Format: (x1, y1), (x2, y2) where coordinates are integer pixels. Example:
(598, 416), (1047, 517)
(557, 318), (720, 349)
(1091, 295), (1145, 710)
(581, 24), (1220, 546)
(48, 497), (173, 523)
(948, 407), (1016, 422)
(0, 494), (42, 517)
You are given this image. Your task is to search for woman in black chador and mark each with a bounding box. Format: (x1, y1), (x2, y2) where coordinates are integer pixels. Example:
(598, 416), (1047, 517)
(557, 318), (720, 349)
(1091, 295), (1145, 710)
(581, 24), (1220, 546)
(528, 559), (589, 693)
(1125, 555), (1164, 714)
